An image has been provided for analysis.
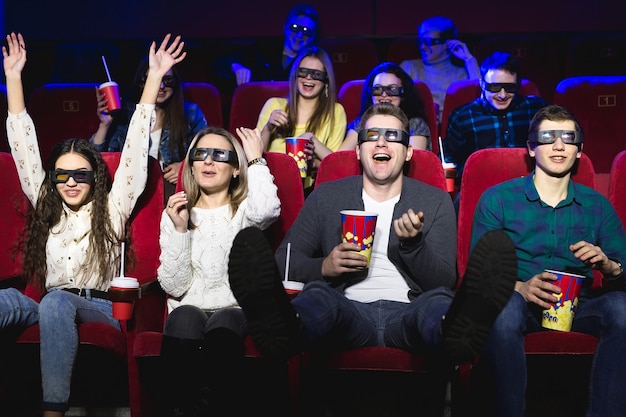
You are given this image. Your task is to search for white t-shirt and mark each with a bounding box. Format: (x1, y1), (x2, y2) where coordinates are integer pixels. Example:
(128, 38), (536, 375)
(343, 190), (411, 303)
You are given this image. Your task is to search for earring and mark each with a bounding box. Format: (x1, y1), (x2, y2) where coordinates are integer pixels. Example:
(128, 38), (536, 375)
(325, 84), (328, 98)
(233, 174), (238, 179)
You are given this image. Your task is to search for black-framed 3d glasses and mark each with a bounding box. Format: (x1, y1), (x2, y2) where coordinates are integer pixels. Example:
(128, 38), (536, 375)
(358, 128), (410, 146)
(297, 67), (328, 81)
(371, 85), (404, 97)
(419, 37), (446, 47)
(481, 81), (520, 93)
(288, 23), (315, 37)
(189, 148), (239, 164)
(528, 130), (583, 145)
(49, 169), (95, 184)
(140, 74), (177, 88)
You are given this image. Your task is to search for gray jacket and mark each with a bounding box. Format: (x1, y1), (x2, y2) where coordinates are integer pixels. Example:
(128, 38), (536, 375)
(276, 175), (457, 300)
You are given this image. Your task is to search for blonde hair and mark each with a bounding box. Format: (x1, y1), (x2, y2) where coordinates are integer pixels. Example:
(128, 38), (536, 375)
(181, 127), (248, 229)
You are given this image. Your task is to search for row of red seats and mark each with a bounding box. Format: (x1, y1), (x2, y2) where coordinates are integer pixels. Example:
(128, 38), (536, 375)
(1, 147), (625, 416)
(4, 73), (625, 193)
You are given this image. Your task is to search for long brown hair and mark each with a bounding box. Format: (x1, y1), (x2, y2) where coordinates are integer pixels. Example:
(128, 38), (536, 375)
(23, 140), (121, 291)
(181, 127), (249, 229)
(274, 46), (338, 140)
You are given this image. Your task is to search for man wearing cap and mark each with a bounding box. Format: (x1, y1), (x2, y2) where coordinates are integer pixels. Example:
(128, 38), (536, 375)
(226, 103), (518, 395)
(443, 51), (547, 190)
(469, 104), (626, 417)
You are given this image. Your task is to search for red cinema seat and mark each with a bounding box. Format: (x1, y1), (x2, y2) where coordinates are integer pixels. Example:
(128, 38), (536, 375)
(313, 149), (451, 415)
(133, 151), (305, 417)
(27, 83), (101, 160)
(8, 154), (165, 415)
(457, 147), (599, 354)
(319, 38), (379, 91)
(182, 82), (223, 128)
(553, 76), (626, 197)
(609, 150), (626, 230)
(228, 81), (289, 134)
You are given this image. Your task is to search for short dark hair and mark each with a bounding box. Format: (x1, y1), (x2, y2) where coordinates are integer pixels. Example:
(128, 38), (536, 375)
(419, 16), (458, 41)
(528, 104), (582, 134)
(358, 103), (409, 132)
(480, 51), (521, 80)
(528, 104), (583, 150)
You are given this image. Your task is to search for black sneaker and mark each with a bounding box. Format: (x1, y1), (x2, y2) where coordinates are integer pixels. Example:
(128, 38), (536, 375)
(228, 226), (302, 360)
(442, 229), (517, 363)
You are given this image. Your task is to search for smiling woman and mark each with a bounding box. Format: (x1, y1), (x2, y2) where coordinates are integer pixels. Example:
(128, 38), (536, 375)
(256, 45), (347, 192)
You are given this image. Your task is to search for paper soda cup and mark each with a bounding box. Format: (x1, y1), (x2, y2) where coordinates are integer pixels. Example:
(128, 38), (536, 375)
(442, 162), (457, 194)
(286, 137), (309, 178)
(99, 81), (121, 113)
(108, 276), (139, 320)
(341, 210), (378, 268)
(282, 280), (304, 300)
(541, 270), (585, 332)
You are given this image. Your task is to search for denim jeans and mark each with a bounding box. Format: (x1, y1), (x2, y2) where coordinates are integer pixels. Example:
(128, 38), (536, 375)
(481, 290), (626, 417)
(0, 287), (39, 329)
(291, 280), (453, 352)
(39, 289), (120, 412)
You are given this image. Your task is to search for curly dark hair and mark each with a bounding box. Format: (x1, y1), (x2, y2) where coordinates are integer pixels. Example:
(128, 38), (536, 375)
(359, 62), (427, 122)
(23, 139), (121, 291)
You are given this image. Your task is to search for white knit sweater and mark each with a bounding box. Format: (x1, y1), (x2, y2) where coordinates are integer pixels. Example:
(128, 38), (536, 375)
(157, 164), (281, 312)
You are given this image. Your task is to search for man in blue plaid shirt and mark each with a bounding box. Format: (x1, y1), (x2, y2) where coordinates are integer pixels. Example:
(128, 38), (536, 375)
(470, 105), (626, 417)
(443, 52), (547, 188)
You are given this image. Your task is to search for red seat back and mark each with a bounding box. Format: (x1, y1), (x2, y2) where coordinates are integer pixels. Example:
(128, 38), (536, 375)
(319, 38), (379, 91)
(182, 82), (223, 128)
(457, 148), (597, 281)
(28, 83), (100, 160)
(0, 152), (30, 282)
(316, 149), (447, 192)
(228, 81), (289, 134)
(609, 150), (626, 228)
(553, 76), (626, 174)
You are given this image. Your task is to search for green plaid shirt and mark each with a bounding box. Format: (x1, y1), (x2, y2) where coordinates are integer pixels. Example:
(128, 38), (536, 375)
(471, 173), (626, 300)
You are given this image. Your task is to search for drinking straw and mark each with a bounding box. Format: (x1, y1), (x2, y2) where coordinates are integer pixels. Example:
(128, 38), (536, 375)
(101, 55), (112, 82)
(284, 243), (291, 282)
(119, 242), (125, 277)
(438, 136), (445, 162)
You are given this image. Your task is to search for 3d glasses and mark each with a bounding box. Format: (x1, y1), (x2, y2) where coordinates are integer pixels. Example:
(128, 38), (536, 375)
(527, 130), (583, 145)
(49, 169), (95, 184)
(297, 67), (328, 81)
(288, 23), (315, 37)
(358, 128), (410, 146)
(482, 81), (520, 93)
(189, 148), (239, 164)
(371, 85), (404, 97)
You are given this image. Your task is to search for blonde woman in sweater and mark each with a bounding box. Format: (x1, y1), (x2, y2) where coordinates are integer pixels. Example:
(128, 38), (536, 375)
(157, 126), (280, 417)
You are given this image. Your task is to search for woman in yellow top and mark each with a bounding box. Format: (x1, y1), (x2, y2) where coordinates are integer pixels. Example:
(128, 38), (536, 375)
(256, 45), (346, 190)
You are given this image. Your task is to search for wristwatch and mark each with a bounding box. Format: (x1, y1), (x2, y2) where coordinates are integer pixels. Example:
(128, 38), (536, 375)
(247, 157), (267, 167)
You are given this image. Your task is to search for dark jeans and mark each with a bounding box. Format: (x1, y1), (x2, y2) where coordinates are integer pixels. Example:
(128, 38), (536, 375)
(480, 291), (626, 417)
(292, 280), (453, 353)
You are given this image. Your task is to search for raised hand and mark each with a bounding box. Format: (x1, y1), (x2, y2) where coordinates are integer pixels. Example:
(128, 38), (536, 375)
(235, 127), (264, 162)
(2, 33), (27, 79)
(148, 33), (186, 79)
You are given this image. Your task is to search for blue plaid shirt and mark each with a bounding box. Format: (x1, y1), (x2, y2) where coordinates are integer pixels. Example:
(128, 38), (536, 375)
(471, 174), (626, 302)
(443, 95), (547, 181)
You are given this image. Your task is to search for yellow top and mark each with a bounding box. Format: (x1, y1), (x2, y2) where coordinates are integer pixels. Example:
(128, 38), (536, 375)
(256, 97), (347, 188)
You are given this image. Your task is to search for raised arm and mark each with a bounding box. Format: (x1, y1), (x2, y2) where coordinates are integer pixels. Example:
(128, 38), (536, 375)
(140, 33), (187, 105)
(2, 33), (27, 114)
